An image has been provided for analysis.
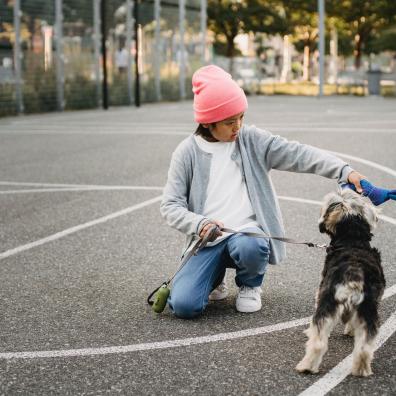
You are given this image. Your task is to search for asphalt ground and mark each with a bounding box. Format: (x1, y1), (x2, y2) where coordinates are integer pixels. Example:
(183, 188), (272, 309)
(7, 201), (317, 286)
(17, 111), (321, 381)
(0, 96), (395, 395)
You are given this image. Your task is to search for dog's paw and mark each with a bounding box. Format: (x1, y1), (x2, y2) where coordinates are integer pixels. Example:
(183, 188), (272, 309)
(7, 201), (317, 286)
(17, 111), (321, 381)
(351, 366), (373, 377)
(352, 354), (373, 376)
(295, 360), (319, 374)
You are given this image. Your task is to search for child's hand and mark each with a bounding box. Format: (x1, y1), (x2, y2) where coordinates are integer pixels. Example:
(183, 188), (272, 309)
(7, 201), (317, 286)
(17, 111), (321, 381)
(199, 220), (224, 241)
(347, 171), (366, 193)
(342, 179), (396, 206)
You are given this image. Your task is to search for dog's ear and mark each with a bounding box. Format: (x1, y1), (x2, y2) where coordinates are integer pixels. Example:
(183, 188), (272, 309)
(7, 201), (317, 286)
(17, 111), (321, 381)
(318, 200), (344, 236)
(364, 203), (380, 230)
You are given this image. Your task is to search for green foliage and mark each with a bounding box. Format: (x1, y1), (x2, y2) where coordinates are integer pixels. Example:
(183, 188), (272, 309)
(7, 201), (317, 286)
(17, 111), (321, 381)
(327, 0), (396, 67)
(213, 40), (242, 57)
(369, 27), (396, 53)
(208, 0), (286, 58)
(0, 0), (13, 24)
(23, 67), (57, 113)
(63, 0), (93, 24)
(21, 0), (55, 25)
(65, 75), (97, 110)
(160, 77), (180, 101)
(0, 84), (17, 117)
(109, 74), (130, 106)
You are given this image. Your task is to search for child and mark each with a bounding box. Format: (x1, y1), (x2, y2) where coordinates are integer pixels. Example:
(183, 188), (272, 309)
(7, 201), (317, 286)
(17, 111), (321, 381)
(160, 65), (365, 319)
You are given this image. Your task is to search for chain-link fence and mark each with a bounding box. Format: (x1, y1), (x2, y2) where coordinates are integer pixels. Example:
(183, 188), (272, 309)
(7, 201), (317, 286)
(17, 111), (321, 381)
(0, 0), (206, 117)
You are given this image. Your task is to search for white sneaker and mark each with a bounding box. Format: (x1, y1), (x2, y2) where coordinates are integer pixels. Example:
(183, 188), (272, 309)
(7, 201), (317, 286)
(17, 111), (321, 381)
(236, 286), (262, 313)
(209, 281), (229, 301)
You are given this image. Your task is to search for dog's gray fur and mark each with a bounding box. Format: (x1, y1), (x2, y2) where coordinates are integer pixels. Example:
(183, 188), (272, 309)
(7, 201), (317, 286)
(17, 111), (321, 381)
(296, 189), (385, 377)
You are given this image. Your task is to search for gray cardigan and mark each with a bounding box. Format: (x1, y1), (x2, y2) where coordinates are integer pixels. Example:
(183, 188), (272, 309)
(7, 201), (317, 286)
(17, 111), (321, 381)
(160, 124), (353, 264)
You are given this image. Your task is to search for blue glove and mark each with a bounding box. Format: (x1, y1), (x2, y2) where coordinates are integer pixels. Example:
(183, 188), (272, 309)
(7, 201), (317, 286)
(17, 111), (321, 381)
(341, 179), (396, 206)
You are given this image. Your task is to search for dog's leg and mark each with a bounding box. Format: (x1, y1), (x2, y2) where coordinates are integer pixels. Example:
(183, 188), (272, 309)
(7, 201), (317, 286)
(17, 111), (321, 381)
(342, 309), (354, 336)
(314, 289), (320, 309)
(351, 321), (374, 376)
(350, 306), (378, 377)
(343, 321), (355, 337)
(295, 315), (336, 374)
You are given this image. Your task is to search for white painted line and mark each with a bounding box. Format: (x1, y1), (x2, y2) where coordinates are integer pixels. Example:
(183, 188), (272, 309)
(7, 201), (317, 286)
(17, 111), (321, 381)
(329, 150), (396, 178)
(0, 186), (163, 194)
(0, 129), (191, 136)
(297, 311), (396, 396)
(383, 284), (396, 300)
(278, 196), (322, 207)
(1, 127), (395, 135)
(1, 286), (395, 361)
(1, 192), (394, 265)
(377, 214), (396, 226)
(0, 191), (394, 361)
(0, 195), (162, 260)
(0, 317), (311, 360)
(0, 181), (95, 187)
(273, 128), (396, 134)
(0, 181), (163, 189)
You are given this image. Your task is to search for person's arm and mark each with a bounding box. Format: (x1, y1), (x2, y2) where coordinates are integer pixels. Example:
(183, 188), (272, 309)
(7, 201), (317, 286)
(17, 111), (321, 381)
(160, 149), (208, 236)
(263, 133), (357, 184)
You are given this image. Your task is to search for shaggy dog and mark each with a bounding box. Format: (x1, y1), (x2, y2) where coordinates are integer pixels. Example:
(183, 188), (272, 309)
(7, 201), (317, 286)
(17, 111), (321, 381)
(296, 189), (385, 377)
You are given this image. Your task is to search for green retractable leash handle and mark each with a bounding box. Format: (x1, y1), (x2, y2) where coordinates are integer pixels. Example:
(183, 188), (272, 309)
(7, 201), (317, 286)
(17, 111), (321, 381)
(149, 282), (171, 313)
(147, 225), (220, 313)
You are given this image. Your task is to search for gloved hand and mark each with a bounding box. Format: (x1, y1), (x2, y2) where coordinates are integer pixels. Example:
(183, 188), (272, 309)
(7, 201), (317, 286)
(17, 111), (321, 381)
(341, 179), (396, 206)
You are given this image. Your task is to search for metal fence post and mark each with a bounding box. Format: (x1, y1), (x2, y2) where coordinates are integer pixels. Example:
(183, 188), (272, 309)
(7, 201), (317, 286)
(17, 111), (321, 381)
(178, 0), (186, 99)
(134, 0), (141, 107)
(55, 0), (65, 110)
(101, 0), (109, 109)
(13, 0), (24, 114)
(200, 0), (207, 65)
(93, 0), (102, 107)
(318, 0), (325, 97)
(126, 0), (134, 105)
(154, 0), (162, 101)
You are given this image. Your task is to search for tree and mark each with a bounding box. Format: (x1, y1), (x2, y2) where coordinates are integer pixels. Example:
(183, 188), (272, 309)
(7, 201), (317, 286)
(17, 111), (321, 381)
(0, 0), (13, 48)
(20, 0), (54, 50)
(207, 0), (286, 73)
(327, 0), (396, 69)
(371, 27), (396, 53)
(282, 0), (318, 81)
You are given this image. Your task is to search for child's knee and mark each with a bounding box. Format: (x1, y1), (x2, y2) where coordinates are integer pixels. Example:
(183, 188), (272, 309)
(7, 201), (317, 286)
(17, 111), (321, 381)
(169, 293), (205, 319)
(239, 238), (270, 268)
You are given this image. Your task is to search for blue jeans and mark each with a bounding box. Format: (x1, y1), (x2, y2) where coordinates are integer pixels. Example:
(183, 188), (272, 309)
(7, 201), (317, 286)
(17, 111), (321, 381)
(168, 227), (270, 319)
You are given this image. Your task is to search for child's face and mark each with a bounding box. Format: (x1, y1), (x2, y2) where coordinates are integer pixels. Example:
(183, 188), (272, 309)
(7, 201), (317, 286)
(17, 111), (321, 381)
(204, 112), (244, 142)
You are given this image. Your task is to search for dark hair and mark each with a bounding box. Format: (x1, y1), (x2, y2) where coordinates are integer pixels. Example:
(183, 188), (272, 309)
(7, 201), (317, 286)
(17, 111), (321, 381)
(194, 123), (216, 139)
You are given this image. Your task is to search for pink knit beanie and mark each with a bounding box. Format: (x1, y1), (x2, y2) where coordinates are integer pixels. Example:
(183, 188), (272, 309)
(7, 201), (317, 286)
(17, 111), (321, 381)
(192, 65), (248, 124)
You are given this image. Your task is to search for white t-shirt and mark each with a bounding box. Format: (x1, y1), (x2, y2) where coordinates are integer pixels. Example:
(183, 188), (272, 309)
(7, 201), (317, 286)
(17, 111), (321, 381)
(194, 134), (259, 245)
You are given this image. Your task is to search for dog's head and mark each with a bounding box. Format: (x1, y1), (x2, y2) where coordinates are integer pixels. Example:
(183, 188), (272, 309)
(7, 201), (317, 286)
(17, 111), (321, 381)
(318, 188), (379, 237)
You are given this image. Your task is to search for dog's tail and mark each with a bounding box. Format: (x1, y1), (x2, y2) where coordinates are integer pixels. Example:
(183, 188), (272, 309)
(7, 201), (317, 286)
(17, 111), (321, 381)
(335, 269), (364, 307)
